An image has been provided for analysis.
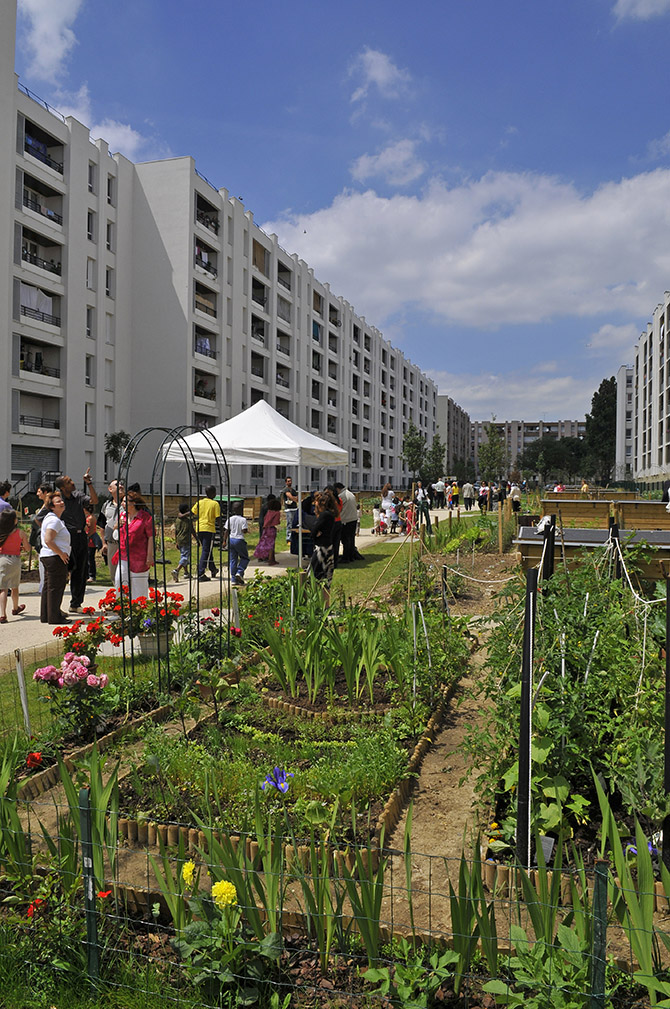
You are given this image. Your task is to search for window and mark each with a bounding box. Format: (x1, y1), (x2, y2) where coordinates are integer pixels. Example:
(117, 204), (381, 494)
(105, 267), (114, 298)
(106, 221), (114, 252)
(106, 174), (115, 206)
(105, 313), (115, 345)
(104, 359), (114, 391)
(86, 258), (95, 289)
(84, 402), (94, 434)
(86, 306), (94, 338)
(88, 162), (96, 194)
(87, 210), (95, 241)
(251, 465), (264, 479)
(85, 355), (94, 387)
(275, 466), (287, 480)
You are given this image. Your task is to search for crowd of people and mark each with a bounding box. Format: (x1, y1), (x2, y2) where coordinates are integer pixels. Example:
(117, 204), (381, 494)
(0, 468), (532, 625)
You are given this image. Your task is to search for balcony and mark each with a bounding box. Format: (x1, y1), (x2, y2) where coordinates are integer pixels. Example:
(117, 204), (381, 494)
(194, 375), (216, 401)
(276, 339), (290, 356)
(275, 372), (290, 389)
(194, 334), (216, 359)
(277, 263), (292, 291)
(23, 191), (63, 226)
(195, 298), (216, 317)
(20, 413), (59, 429)
(194, 253), (217, 277)
(24, 133), (63, 174)
(195, 193), (220, 235)
(312, 321), (322, 344)
(194, 282), (217, 318)
(277, 296), (291, 324)
(21, 305), (61, 327)
(20, 343), (60, 379)
(252, 279), (268, 309)
(252, 315), (267, 345)
(22, 248), (61, 276)
(250, 352), (266, 382)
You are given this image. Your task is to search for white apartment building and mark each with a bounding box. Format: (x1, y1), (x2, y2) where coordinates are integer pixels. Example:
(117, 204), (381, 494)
(471, 419), (586, 475)
(628, 290), (670, 490)
(436, 395), (470, 474)
(1, 0), (438, 494)
(615, 364), (634, 481)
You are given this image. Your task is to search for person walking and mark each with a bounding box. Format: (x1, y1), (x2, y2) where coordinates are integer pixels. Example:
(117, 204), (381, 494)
(39, 492), (71, 624)
(0, 509), (29, 623)
(414, 480), (432, 535)
(192, 485), (220, 582)
(172, 503), (198, 581)
(254, 497), (281, 565)
(305, 490), (337, 585)
(434, 478), (446, 510)
(54, 469), (98, 613)
(462, 480), (474, 511)
(335, 482), (361, 562)
(223, 501), (249, 585)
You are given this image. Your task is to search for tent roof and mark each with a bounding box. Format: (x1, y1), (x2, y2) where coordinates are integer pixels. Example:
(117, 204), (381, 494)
(164, 400), (349, 468)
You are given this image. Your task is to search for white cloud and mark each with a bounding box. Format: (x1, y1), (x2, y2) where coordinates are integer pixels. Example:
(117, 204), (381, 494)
(53, 83), (165, 162)
(586, 322), (640, 355)
(17, 0), (85, 84)
(349, 48), (411, 103)
(613, 0), (670, 18)
(426, 367), (596, 421)
(351, 140), (425, 186)
(262, 168), (670, 331)
(645, 129), (670, 161)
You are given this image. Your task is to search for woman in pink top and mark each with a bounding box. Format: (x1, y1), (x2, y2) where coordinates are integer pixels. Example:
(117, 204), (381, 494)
(253, 496), (281, 565)
(0, 509), (29, 622)
(113, 491), (154, 599)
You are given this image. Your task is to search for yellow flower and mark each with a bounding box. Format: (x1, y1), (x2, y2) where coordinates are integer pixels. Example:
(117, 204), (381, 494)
(490, 822), (499, 829)
(181, 860), (196, 888)
(211, 879), (237, 910)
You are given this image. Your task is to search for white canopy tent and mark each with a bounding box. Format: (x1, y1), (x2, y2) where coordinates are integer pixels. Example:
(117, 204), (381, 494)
(164, 400), (349, 565)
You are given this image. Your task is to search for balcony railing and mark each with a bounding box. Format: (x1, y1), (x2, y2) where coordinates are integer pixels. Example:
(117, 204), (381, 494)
(194, 299), (216, 318)
(24, 138), (63, 173)
(21, 305), (60, 326)
(194, 387), (216, 401)
(195, 255), (217, 276)
(251, 292), (267, 308)
(277, 274), (291, 291)
(23, 193), (63, 225)
(251, 365), (265, 379)
(196, 209), (219, 234)
(20, 414), (59, 429)
(194, 342), (217, 359)
(22, 249), (61, 275)
(275, 374), (289, 389)
(276, 341), (290, 356)
(251, 330), (265, 345)
(21, 362), (60, 378)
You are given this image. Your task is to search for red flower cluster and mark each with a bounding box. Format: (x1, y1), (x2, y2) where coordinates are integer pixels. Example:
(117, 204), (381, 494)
(231, 626), (242, 638)
(52, 613), (122, 656)
(26, 897), (44, 919)
(26, 752), (42, 769)
(97, 889), (112, 899)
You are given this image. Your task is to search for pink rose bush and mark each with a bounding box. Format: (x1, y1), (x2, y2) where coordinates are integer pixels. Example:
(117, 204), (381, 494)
(34, 654), (111, 740)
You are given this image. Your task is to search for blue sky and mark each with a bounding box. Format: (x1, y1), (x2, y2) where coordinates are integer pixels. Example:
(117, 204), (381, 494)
(14, 0), (670, 421)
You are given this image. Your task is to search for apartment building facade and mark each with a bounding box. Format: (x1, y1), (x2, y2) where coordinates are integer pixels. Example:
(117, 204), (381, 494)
(615, 364), (634, 481)
(1, 1), (441, 494)
(628, 290), (670, 490)
(470, 419), (587, 475)
(436, 396), (471, 474)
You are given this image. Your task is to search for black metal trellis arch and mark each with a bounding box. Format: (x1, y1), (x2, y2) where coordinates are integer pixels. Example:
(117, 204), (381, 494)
(111, 425), (234, 693)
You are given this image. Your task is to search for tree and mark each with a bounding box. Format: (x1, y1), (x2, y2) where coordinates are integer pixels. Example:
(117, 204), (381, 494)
(453, 455), (476, 484)
(477, 420), (508, 482)
(402, 421), (426, 481)
(585, 377), (616, 484)
(104, 430), (131, 465)
(420, 434), (446, 486)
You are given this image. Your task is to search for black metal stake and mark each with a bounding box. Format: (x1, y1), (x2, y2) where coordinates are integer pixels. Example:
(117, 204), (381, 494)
(516, 568), (537, 871)
(79, 787), (100, 982)
(542, 515), (555, 583)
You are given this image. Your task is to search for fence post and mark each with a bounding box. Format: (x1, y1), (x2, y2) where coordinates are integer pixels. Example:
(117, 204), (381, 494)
(14, 649), (31, 736)
(79, 787), (100, 982)
(542, 515), (555, 582)
(516, 568), (537, 870)
(589, 858), (608, 1009)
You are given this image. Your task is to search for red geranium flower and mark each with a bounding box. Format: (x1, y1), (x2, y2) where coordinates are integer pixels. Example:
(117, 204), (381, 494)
(97, 889), (112, 899)
(26, 752), (42, 769)
(26, 898), (44, 918)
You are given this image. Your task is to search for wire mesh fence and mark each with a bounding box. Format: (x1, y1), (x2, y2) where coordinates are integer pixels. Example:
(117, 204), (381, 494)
(0, 788), (665, 1008)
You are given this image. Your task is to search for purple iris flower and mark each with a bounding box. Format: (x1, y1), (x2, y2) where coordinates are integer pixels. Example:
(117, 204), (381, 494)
(261, 767), (294, 794)
(625, 841), (658, 857)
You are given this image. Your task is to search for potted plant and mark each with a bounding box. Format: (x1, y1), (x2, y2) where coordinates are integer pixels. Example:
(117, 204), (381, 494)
(98, 586), (185, 655)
